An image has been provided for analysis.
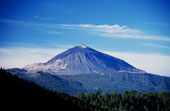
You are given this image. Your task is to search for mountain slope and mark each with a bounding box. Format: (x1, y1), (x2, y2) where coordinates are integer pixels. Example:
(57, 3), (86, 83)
(7, 68), (87, 95)
(59, 72), (170, 93)
(23, 44), (145, 75)
(7, 68), (170, 95)
(2, 69), (170, 111)
(7, 44), (170, 95)
(0, 69), (108, 111)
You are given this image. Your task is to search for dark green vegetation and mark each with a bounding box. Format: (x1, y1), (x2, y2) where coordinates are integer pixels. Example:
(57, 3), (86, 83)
(1, 69), (170, 111)
(8, 68), (170, 95)
(77, 91), (170, 111)
(0, 69), (107, 111)
(8, 69), (87, 95)
(59, 73), (170, 94)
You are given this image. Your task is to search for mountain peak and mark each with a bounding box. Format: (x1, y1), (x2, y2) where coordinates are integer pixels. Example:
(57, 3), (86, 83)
(78, 44), (87, 48)
(23, 44), (146, 75)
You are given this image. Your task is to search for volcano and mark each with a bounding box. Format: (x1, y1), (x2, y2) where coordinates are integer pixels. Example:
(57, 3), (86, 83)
(7, 44), (170, 94)
(23, 44), (145, 75)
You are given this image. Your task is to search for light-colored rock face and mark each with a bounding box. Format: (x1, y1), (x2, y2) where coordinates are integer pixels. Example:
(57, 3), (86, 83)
(23, 44), (145, 75)
(23, 59), (67, 73)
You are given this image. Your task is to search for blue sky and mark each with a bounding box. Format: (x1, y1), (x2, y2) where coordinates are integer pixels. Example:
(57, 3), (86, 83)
(0, 0), (170, 76)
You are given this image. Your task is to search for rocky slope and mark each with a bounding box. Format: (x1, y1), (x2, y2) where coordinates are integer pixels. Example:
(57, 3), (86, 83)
(23, 44), (145, 75)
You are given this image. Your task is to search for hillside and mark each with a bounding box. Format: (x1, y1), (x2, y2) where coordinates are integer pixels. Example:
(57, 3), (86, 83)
(0, 69), (107, 111)
(7, 44), (170, 95)
(8, 68), (170, 95)
(1, 69), (170, 111)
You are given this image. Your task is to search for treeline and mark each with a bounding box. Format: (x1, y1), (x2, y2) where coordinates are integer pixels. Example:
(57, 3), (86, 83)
(77, 90), (170, 111)
(0, 69), (107, 111)
(0, 68), (170, 111)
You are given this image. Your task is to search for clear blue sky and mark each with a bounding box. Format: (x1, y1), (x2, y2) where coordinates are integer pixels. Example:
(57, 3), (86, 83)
(0, 0), (170, 55)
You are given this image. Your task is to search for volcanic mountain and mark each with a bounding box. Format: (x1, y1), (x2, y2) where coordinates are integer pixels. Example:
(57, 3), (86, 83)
(23, 44), (145, 75)
(7, 44), (170, 94)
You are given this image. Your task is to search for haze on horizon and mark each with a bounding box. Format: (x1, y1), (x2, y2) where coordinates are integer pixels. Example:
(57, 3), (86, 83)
(0, 0), (170, 76)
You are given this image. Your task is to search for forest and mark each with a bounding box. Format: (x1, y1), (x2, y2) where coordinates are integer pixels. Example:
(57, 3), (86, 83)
(0, 68), (170, 111)
(77, 90), (170, 111)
